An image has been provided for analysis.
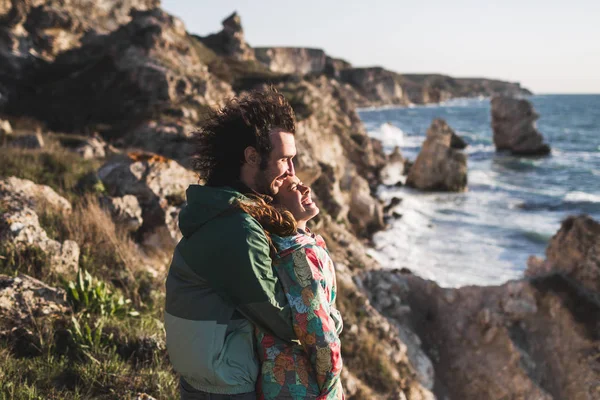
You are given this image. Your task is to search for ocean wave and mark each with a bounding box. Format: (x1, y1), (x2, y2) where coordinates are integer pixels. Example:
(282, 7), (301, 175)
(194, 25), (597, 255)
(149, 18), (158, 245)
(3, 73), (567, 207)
(368, 123), (405, 149)
(466, 144), (496, 155)
(564, 191), (600, 203)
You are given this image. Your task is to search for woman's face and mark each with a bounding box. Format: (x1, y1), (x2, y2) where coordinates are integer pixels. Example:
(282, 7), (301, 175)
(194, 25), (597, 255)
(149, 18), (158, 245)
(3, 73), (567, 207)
(275, 176), (319, 225)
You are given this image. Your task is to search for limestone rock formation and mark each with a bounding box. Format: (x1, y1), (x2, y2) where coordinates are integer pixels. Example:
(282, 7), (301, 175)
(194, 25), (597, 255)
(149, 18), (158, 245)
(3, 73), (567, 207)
(0, 0), (159, 112)
(255, 47), (327, 75)
(269, 75), (386, 237)
(491, 96), (551, 156)
(526, 215), (600, 293)
(0, 177), (79, 274)
(364, 215), (600, 400)
(406, 119), (468, 192)
(5, 7), (233, 131)
(97, 152), (197, 244)
(197, 12), (255, 61)
(100, 195), (144, 233)
(0, 274), (68, 322)
(340, 68), (407, 106)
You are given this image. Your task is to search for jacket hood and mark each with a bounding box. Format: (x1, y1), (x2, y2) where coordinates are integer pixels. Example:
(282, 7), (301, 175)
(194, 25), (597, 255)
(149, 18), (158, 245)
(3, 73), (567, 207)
(178, 185), (245, 238)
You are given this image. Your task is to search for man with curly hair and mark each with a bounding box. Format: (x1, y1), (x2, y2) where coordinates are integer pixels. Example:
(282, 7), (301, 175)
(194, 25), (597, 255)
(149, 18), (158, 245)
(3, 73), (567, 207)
(165, 89), (298, 399)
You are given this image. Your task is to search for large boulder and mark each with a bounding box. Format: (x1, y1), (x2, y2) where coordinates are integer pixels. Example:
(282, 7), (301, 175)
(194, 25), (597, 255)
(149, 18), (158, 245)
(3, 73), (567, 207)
(406, 119), (468, 192)
(0, 274), (68, 323)
(526, 215), (600, 293)
(0, 177), (79, 274)
(491, 96), (551, 156)
(348, 176), (385, 236)
(97, 152), (197, 244)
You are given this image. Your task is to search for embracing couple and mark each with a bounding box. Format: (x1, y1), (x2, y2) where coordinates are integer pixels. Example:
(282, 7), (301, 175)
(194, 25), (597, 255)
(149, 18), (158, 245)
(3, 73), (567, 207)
(165, 89), (344, 400)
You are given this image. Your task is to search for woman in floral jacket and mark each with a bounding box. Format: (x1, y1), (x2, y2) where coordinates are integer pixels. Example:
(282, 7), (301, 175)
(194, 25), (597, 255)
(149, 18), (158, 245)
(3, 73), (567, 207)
(237, 176), (344, 400)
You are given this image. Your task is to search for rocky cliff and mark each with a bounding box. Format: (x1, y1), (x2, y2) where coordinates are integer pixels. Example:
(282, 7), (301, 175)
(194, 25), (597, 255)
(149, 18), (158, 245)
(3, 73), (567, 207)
(0, 3), (433, 399)
(0, 3), (577, 400)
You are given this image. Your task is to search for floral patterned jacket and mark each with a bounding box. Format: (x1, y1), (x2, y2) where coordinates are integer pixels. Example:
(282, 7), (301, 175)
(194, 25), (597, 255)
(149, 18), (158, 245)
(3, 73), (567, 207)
(256, 231), (344, 400)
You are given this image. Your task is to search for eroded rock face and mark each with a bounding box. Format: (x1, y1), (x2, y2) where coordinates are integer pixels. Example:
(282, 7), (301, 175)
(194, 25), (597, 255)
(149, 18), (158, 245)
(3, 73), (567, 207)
(255, 47), (327, 75)
(99, 195), (144, 233)
(197, 12), (255, 61)
(406, 119), (468, 192)
(97, 152), (196, 244)
(491, 96), (551, 156)
(340, 68), (407, 106)
(526, 215), (600, 293)
(6, 7), (233, 131)
(0, 177), (79, 274)
(270, 76), (386, 236)
(364, 215), (600, 400)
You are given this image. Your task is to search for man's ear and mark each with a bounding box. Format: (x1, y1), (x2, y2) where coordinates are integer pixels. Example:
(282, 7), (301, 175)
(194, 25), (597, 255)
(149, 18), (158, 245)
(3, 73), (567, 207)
(244, 146), (260, 166)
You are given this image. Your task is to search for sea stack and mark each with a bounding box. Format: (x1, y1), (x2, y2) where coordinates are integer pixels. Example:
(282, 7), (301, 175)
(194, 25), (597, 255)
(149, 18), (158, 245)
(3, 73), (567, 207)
(406, 118), (468, 192)
(490, 96), (551, 156)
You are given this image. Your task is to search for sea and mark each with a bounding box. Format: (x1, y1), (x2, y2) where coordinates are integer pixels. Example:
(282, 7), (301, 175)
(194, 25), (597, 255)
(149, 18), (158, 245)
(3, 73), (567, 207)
(358, 95), (600, 288)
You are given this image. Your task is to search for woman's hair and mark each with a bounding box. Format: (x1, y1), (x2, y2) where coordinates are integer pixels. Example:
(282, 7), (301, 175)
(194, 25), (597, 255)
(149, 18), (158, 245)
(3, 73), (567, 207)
(235, 195), (297, 252)
(192, 88), (296, 186)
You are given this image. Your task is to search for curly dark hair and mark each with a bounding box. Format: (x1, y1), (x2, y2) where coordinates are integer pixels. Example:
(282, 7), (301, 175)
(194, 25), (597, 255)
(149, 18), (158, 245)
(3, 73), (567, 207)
(192, 89), (296, 186)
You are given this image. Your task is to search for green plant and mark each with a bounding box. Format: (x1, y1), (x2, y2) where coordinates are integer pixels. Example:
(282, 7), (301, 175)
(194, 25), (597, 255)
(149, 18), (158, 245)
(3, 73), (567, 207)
(65, 269), (139, 318)
(67, 316), (111, 362)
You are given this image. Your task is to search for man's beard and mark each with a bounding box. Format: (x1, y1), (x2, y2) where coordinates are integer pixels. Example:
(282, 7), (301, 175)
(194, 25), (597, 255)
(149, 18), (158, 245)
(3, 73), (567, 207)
(254, 169), (277, 196)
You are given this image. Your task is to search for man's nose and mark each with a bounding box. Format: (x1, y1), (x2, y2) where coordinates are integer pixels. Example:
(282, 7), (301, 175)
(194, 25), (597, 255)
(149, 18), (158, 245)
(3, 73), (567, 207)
(287, 159), (295, 176)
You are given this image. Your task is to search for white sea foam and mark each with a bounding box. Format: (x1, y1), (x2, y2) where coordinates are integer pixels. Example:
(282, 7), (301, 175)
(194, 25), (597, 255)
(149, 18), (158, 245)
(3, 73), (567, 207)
(564, 191), (600, 203)
(368, 123), (405, 149)
(468, 170), (497, 187)
(465, 144), (496, 155)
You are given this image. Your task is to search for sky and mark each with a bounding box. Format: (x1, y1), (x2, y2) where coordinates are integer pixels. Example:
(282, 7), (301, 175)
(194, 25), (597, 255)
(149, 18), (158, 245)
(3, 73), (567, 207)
(162, 0), (600, 94)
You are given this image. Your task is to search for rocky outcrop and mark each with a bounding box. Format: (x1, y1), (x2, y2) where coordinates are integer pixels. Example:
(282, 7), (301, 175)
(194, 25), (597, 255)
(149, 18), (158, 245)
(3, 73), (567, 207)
(491, 96), (551, 156)
(340, 68), (407, 106)
(0, 274), (68, 323)
(269, 76), (386, 237)
(526, 215), (600, 293)
(254, 47), (327, 75)
(5, 8), (233, 131)
(406, 119), (468, 192)
(338, 70), (532, 107)
(0, 177), (79, 274)
(197, 12), (255, 61)
(401, 75), (531, 105)
(99, 195), (144, 233)
(364, 215), (600, 400)
(97, 152), (196, 245)
(0, 0), (159, 111)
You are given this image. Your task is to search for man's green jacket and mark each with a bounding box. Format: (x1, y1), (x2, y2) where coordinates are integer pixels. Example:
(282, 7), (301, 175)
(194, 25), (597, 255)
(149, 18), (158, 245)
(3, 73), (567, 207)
(165, 185), (295, 394)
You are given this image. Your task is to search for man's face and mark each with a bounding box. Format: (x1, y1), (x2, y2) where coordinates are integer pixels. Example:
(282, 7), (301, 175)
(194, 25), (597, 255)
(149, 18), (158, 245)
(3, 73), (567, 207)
(256, 130), (296, 196)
